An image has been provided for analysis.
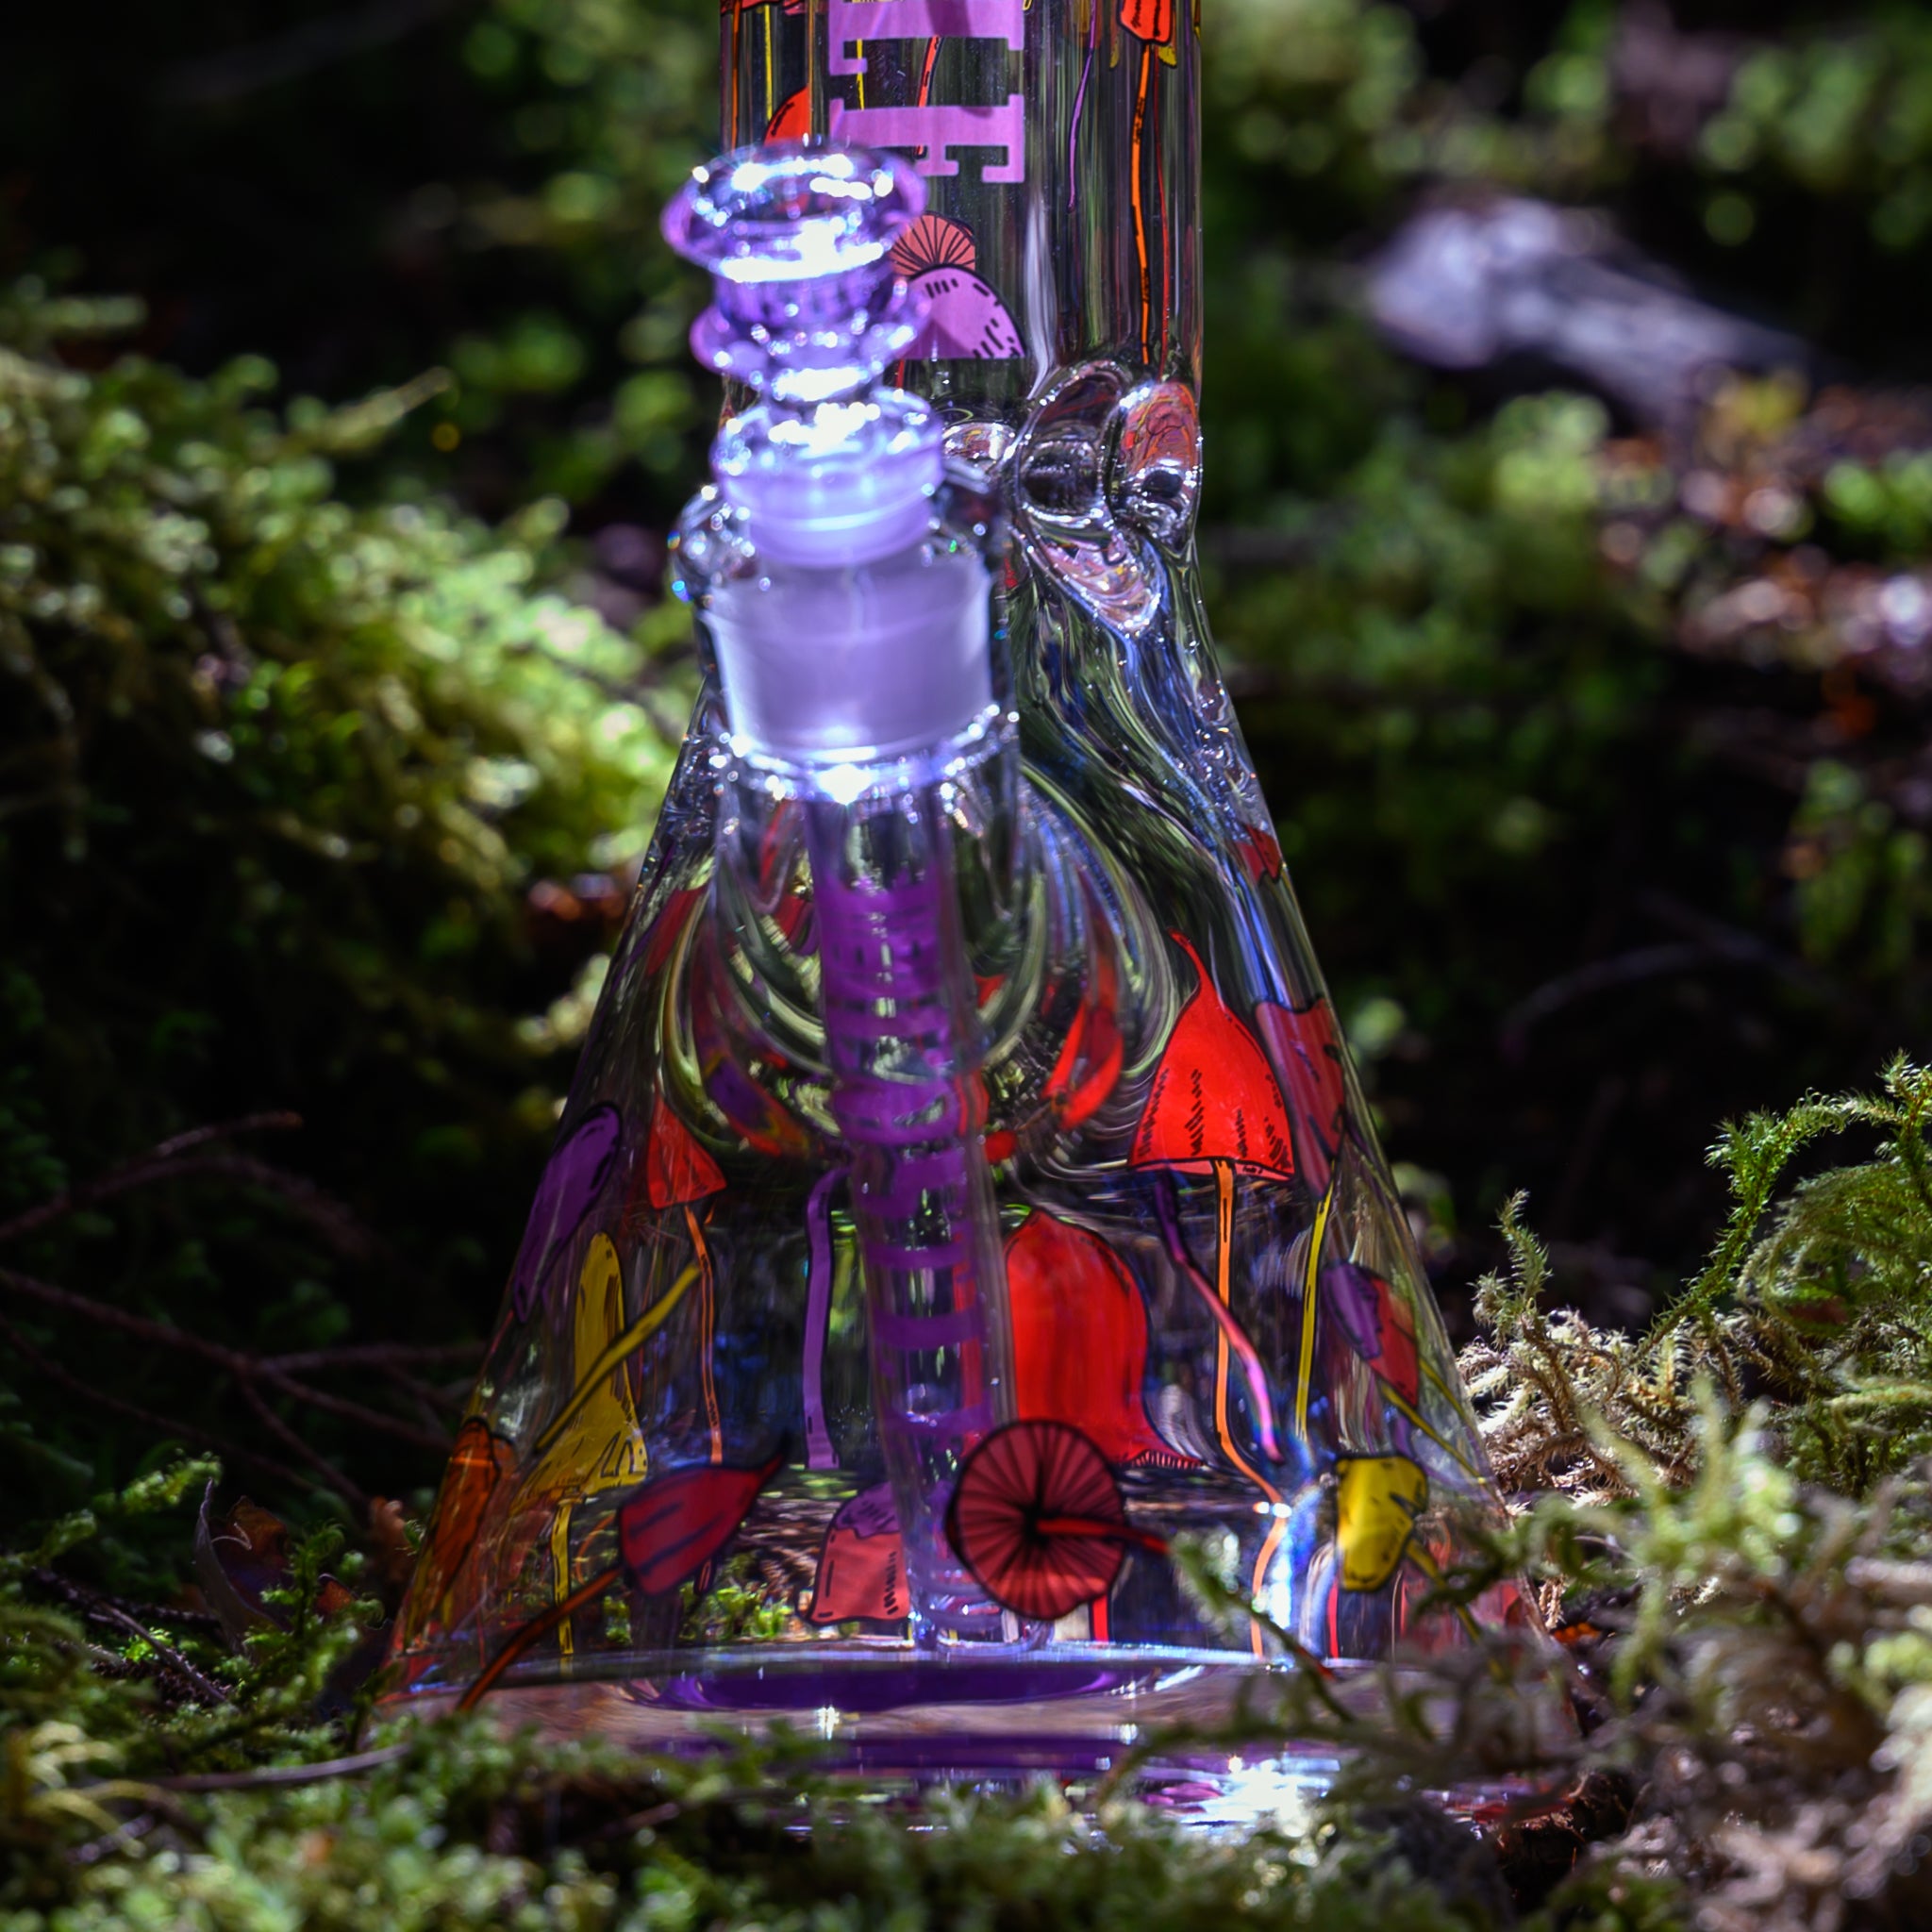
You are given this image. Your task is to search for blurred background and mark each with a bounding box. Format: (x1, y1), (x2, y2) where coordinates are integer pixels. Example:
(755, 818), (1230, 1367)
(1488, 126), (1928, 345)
(8, 0), (1932, 1516)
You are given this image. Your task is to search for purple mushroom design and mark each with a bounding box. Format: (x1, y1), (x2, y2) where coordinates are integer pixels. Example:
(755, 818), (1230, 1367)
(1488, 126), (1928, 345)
(509, 1102), (623, 1323)
(890, 214), (1023, 363)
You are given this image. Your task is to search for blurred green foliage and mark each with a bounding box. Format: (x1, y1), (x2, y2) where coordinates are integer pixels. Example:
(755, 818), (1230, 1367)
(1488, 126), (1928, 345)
(0, 287), (690, 1507)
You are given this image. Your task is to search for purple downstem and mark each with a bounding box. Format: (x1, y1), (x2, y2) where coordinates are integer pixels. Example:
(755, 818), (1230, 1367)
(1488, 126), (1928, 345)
(807, 795), (1011, 1643)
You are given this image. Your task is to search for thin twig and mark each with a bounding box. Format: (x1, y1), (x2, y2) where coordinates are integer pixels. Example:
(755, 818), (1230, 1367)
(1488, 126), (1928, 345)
(582, 1800), (683, 1842)
(0, 1113), (301, 1246)
(150, 1113), (305, 1163)
(238, 1378), (370, 1514)
(254, 1373), (452, 1454)
(113, 1745), (411, 1794)
(71, 1811), (160, 1867)
(263, 1341), (477, 1373)
(379, 1359), (459, 1434)
(1499, 942), (1740, 1057)
(90, 1601), (234, 1707)
(25, 1568), (225, 1642)
(0, 1313), (308, 1487)
(0, 1265), (448, 1453)
(0, 1113), (403, 1276)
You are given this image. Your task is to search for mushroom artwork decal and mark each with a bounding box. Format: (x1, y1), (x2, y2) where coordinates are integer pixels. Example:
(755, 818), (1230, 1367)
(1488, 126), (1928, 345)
(1255, 997), (1348, 1198)
(764, 86), (809, 141)
(628, 1096), (727, 1460)
(400, 1416), (513, 1647)
(1130, 934), (1292, 1473)
(889, 214), (1023, 363)
(509, 1103), (623, 1324)
(946, 1421), (1165, 1624)
(460, 1451), (784, 1710)
(1334, 1454), (1428, 1593)
(1324, 1257), (1486, 1482)
(806, 1482), (908, 1624)
(510, 1235), (651, 1658)
(1006, 1209), (1177, 1467)
(1325, 1259), (1420, 1407)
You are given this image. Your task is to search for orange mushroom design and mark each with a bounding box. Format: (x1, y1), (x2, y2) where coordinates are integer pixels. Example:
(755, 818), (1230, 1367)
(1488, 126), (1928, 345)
(806, 1483), (908, 1625)
(401, 1415), (514, 1647)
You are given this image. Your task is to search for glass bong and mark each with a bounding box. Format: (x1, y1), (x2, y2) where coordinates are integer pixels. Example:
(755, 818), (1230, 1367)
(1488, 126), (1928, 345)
(386, 0), (1527, 1782)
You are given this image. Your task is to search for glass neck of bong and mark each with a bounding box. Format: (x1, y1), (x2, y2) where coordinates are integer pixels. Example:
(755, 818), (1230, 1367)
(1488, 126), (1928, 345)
(722, 0), (1203, 413)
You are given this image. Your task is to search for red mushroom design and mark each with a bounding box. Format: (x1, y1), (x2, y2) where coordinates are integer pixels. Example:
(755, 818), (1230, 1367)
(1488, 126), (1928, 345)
(1129, 933), (1292, 1470)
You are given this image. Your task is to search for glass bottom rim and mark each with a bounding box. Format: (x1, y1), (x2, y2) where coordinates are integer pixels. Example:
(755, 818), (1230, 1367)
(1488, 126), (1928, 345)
(378, 1643), (1570, 1813)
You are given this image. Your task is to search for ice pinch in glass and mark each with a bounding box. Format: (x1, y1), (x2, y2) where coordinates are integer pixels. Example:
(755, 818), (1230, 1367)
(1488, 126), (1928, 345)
(385, 0), (1535, 1777)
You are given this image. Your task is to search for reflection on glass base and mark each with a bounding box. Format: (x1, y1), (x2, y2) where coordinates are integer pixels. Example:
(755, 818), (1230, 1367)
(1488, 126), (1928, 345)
(381, 1645), (1563, 1824)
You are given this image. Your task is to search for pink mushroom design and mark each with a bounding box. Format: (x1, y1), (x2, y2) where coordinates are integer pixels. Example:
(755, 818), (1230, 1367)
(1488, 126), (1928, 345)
(890, 214), (1023, 363)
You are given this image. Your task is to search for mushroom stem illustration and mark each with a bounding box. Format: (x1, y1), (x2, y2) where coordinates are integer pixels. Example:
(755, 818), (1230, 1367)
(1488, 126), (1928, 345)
(1381, 1387), (1486, 1484)
(1117, 0), (1177, 361)
(1035, 1513), (1167, 1552)
(532, 1261), (698, 1460)
(801, 1167), (844, 1470)
(1069, 0), (1098, 208)
(1294, 1183), (1336, 1446)
(1212, 1158), (1238, 1457)
(1130, 42), (1153, 362)
(1151, 1174), (1280, 1470)
(458, 1566), (618, 1712)
(688, 1204), (722, 1460)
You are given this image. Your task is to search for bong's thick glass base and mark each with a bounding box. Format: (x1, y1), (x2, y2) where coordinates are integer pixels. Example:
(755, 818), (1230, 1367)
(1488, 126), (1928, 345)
(382, 1647), (1564, 1823)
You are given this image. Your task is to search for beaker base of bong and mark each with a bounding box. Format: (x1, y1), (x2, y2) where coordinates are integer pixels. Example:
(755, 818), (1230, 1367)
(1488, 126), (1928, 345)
(382, 1647), (1565, 1822)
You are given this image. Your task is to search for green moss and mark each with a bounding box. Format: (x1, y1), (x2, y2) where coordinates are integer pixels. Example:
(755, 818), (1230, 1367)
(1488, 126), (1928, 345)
(0, 291), (691, 1503)
(15, 1068), (1932, 1927)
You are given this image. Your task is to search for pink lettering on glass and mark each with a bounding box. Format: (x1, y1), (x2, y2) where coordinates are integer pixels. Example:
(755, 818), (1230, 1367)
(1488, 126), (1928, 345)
(827, 97), (1025, 182)
(826, 0), (1026, 75)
